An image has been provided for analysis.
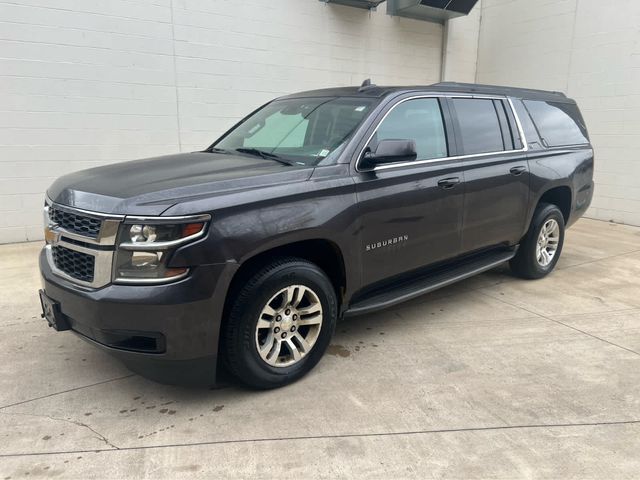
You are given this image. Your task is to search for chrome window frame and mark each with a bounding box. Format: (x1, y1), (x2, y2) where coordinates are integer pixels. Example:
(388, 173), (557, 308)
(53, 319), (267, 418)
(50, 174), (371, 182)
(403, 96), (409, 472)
(355, 94), (529, 172)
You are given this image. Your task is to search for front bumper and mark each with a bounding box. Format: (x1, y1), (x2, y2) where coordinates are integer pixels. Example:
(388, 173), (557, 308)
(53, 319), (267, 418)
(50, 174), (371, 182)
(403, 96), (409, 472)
(39, 249), (238, 386)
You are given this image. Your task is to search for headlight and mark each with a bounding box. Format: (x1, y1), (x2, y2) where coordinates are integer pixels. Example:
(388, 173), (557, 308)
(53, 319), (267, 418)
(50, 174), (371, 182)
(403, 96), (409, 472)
(113, 214), (210, 284)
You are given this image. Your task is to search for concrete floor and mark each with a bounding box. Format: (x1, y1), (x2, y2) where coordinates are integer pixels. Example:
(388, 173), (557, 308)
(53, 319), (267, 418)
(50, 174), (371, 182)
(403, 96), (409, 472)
(1, 218), (639, 479)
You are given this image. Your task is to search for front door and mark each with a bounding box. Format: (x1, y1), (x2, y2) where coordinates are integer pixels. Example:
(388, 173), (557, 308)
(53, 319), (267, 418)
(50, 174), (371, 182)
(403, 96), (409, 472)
(353, 97), (465, 286)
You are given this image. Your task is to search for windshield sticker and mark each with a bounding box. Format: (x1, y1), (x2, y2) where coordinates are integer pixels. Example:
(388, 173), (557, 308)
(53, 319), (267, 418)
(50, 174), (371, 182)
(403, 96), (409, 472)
(318, 149), (330, 157)
(355, 106), (367, 112)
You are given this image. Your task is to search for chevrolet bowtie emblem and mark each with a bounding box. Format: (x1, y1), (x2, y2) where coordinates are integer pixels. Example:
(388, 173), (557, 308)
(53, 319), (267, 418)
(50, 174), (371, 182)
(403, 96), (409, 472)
(44, 225), (60, 245)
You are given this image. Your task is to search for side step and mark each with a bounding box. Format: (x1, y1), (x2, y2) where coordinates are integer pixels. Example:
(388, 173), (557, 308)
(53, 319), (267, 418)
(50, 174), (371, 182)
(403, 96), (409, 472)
(344, 249), (516, 317)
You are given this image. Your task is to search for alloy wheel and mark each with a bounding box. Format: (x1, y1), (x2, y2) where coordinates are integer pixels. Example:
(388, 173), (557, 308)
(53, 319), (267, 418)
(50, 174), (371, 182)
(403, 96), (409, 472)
(536, 218), (560, 267)
(255, 285), (323, 367)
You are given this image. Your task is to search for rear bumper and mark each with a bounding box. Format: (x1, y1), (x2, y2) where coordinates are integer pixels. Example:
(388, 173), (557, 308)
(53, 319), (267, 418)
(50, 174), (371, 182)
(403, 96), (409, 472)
(39, 249), (238, 386)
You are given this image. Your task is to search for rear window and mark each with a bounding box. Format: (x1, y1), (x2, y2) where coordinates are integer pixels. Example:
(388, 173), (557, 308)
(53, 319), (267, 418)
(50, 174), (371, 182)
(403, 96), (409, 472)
(452, 98), (505, 155)
(523, 100), (589, 147)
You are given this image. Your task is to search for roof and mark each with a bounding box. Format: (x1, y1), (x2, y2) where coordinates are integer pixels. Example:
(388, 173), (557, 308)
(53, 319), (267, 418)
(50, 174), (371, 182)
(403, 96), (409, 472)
(281, 82), (571, 103)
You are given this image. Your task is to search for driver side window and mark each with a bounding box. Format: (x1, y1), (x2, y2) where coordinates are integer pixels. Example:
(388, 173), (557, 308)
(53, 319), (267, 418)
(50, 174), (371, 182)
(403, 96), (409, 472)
(371, 98), (448, 161)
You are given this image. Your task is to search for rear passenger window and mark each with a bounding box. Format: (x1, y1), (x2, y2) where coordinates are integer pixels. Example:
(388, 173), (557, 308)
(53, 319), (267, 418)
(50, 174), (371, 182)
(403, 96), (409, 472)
(523, 100), (589, 147)
(452, 98), (505, 154)
(371, 98), (448, 161)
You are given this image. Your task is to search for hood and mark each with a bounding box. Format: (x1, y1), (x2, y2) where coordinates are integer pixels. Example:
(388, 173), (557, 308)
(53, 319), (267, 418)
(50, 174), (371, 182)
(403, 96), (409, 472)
(47, 152), (314, 215)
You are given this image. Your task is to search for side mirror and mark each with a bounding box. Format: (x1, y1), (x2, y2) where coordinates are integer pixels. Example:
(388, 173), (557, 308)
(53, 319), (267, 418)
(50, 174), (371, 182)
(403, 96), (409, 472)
(361, 139), (417, 168)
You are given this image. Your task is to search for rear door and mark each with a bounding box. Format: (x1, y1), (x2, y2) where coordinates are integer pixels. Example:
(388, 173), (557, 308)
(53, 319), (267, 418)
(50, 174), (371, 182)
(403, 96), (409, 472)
(447, 96), (530, 253)
(352, 96), (465, 286)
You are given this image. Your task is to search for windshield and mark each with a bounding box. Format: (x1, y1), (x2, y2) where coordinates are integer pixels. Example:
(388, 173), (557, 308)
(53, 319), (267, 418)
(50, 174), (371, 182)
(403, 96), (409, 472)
(212, 97), (377, 166)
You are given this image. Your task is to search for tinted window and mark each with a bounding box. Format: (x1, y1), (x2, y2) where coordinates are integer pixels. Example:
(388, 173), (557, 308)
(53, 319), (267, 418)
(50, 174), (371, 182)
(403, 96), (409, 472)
(370, 98), (447, 161)
(512, 99), (540, 147)
(523, 100), (589, 147)
(452, 98), (505, 154)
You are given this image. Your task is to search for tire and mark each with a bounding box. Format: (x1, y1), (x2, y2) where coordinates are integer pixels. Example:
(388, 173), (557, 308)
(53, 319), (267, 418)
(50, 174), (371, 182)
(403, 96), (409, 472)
(222, 257), (337, 389)
(510, 203), (565, 279)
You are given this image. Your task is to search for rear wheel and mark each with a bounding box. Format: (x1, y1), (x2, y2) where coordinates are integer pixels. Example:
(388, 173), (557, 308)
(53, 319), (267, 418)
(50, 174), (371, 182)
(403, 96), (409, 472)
(510, 203), (565, 279)
(222, 257), (337, 389)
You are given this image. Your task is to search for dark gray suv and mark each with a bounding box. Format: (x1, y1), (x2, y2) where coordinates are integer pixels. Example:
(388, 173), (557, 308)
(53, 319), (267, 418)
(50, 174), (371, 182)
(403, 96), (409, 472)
(39, 82), (594, 389)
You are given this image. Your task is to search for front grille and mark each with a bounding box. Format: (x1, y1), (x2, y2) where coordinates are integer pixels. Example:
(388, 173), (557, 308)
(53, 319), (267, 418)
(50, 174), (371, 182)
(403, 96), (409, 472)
(49, 206), (102, 238)
(52, 245), (95, 283)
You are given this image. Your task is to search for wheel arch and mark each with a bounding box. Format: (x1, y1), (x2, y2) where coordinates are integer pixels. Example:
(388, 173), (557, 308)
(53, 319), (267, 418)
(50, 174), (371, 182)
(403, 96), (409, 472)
(537, 185), (572, 224)
(221, 237), (347, 320)
(216, 238), (347, 373)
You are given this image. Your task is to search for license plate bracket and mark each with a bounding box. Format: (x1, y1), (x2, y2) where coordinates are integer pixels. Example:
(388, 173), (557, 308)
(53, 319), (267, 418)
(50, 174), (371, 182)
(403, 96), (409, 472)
(39, 290), (71, 331)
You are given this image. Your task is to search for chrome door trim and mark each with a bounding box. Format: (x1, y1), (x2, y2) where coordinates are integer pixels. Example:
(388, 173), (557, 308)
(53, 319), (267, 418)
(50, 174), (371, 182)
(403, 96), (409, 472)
(355, 95), (529, 173)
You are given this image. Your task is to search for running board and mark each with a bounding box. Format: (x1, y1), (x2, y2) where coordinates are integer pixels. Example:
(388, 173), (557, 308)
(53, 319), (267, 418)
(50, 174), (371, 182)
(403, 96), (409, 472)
(344, 249), (516, 317)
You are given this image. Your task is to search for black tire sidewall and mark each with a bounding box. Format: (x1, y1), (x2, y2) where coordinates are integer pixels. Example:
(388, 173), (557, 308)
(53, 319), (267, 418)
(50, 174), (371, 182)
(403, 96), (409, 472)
(523, 204), (565, 277)
(226, 260), (337, 388)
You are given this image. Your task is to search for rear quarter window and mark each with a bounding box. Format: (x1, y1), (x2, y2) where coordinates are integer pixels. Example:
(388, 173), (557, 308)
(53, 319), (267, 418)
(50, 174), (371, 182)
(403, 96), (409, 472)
(523, 100), (589, 147)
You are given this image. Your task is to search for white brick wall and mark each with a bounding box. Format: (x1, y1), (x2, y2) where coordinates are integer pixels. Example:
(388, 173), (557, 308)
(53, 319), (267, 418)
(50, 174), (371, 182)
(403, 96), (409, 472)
(8, 0), (634, 240)
(442, 0), (482, 83)
(476, 0), (640, 226)
(0, 0), (444, 243)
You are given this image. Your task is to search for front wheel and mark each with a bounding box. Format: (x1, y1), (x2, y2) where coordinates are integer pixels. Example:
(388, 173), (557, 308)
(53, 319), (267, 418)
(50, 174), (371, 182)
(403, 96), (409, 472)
(222, 257), (337, 389)
(510, 203), (565, 279)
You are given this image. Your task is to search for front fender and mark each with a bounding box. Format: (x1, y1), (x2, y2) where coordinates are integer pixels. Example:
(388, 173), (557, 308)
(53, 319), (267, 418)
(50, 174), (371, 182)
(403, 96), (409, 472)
(167, 166), (362, 296)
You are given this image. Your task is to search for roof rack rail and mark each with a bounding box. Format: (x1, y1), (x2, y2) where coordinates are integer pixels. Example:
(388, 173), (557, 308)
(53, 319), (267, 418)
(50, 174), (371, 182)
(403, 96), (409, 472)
(432, 82), (567, 98)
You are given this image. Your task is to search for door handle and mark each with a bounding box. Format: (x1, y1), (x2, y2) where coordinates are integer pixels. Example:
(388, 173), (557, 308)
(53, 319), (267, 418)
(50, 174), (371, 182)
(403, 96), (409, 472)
(437, 177), (460, 189)
(510, 166), (527, 176)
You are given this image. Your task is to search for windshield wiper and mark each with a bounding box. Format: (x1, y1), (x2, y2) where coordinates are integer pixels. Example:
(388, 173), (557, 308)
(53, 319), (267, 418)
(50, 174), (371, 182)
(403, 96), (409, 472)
(234, 148), (292, 166)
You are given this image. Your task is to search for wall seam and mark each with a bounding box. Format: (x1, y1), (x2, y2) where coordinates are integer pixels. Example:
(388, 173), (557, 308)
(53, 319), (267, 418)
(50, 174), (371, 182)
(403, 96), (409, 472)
(565, 0), (580, 95)
(168, 0), (183, 152)
(474, 0), (483, 83)
(440, 19), (449, 82)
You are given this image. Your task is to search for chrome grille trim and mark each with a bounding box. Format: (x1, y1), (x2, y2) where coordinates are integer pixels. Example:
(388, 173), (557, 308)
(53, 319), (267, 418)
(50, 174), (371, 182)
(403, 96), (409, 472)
(44, 200), (123, 247)
(44, 242), (115, 289)
(44, 199), (123, 288)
